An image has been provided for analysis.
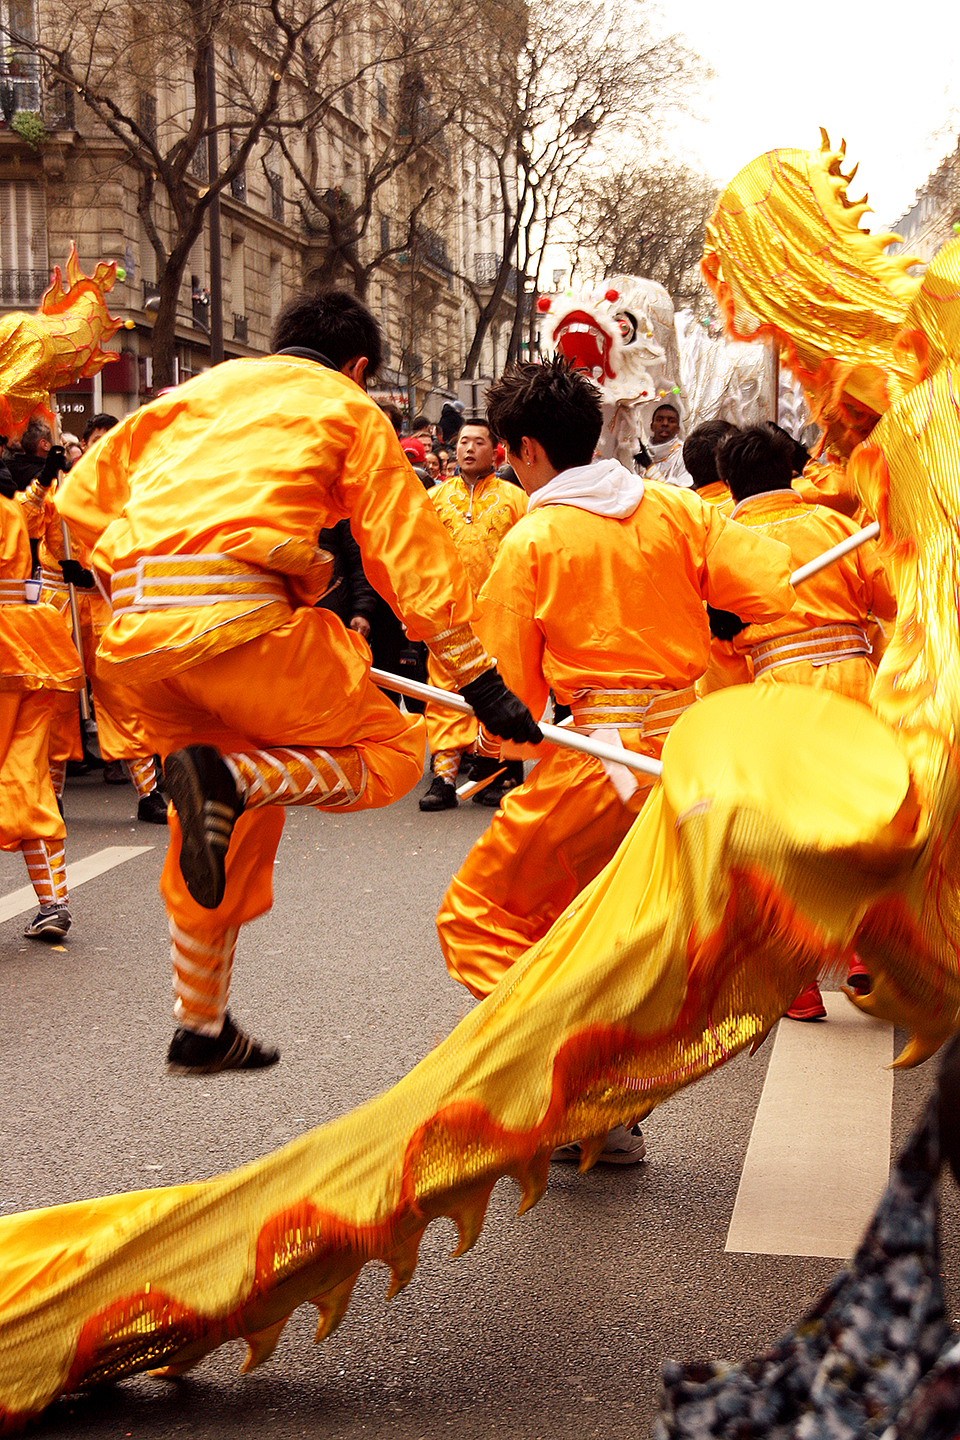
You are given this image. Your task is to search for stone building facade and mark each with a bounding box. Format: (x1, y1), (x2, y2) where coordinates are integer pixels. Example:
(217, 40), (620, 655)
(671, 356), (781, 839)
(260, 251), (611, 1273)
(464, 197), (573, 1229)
(889, 138), (960, 265)
(0, 0), (518, 428)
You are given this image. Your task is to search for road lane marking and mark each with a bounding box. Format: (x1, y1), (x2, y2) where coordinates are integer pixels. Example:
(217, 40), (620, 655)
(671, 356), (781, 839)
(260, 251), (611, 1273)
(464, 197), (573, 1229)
(0, 846), (155, 924)
(725, 992), (893, 1259)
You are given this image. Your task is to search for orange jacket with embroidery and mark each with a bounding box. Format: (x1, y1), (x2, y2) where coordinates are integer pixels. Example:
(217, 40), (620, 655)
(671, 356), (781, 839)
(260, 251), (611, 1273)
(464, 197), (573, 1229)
(429, 473), (526, 597)
(55, 356), (489, 686)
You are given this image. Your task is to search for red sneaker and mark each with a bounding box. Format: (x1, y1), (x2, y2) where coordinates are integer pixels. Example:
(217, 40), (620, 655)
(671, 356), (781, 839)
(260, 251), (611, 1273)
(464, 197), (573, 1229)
(785, 982), (827, 1021)
(846, 955), (872, 995)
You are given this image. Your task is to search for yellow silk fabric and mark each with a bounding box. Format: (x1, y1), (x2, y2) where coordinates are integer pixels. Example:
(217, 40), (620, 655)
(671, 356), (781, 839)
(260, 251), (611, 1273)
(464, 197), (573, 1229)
(702, 139), (922, 453)
(0, 685), (930, 1425)
(55, 357), (479, 684)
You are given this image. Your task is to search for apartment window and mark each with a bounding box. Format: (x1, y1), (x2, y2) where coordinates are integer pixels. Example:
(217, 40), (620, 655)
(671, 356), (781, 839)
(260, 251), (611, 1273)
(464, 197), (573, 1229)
(268, 169), (283, 223)
(376, 80), (387, 120)
(380, 214), (389, 251)
(230, 232), (246, 317)
(0, 178), (48, 303)
(138, 90), (157, 145)
(229, 139), (246, 202)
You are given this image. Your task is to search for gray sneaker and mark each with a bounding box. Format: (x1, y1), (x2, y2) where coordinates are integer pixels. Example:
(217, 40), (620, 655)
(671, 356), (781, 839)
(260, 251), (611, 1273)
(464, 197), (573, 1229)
(24, 903), (72, 940)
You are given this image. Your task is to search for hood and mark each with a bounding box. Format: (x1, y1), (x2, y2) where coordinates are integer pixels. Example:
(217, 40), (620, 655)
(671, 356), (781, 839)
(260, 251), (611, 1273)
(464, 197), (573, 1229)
(527, 457), (644, 519)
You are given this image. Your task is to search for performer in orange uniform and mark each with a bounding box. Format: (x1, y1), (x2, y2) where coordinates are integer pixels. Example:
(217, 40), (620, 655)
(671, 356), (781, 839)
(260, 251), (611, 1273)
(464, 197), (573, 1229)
(0, 467), (82, 939)
(715, 424), (898, 1017)
(419, 419), (526, 811)
(18, 465), (167, 821)
(436, 359), (796, 1011)
(682, 420), (736, 512)
(56, 291), (540, 1073)
(716, 426), (896, 698)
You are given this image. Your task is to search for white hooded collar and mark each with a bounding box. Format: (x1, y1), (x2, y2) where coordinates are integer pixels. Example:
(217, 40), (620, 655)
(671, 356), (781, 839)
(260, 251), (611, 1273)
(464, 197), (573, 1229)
(526, 457), (644, 519)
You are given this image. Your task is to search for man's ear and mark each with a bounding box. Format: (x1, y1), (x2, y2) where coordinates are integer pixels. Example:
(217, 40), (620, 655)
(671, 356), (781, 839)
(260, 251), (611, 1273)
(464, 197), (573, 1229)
(341, 356), (369, 389)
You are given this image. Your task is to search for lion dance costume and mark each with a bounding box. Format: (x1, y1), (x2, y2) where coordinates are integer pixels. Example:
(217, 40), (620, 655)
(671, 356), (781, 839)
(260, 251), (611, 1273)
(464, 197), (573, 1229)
(3, 139), (960, 1431)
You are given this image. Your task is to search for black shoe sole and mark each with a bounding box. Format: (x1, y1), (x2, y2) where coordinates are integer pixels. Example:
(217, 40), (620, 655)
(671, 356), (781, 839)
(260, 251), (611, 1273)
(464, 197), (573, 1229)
(164, 750), (232, 909)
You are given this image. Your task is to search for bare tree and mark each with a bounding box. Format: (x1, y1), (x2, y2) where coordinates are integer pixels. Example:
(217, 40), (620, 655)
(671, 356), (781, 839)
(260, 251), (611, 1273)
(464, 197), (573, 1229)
(572, 158), (719, 310)
(10, 0), (360, 385)
(457, 0), (705, 376)
(272, 44), (459, 299)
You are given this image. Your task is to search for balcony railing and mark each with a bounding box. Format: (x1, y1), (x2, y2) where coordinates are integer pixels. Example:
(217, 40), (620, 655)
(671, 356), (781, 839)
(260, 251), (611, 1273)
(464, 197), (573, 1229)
(0, 269), (48, 304)
(474, 255), (518, 295)
(0, 74), (40, 115)
(415, 223), (452, 276)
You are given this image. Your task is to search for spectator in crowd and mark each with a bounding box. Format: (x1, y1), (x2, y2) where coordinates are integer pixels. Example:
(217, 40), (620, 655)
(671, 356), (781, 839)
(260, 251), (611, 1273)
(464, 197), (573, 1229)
(7, 417), (52, 491)
(378, 402), (404, 436)
(437, 400), (465, 448)
(81, 413), (118, 451)
(642, 403), (692, 487)
(400, 437), (433, 489)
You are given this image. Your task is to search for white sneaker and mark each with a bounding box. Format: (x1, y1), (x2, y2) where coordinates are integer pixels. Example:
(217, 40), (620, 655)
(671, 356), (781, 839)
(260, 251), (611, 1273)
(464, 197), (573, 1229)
(599, 1124), (646, 1164)
(551, 1124), (646, 1166)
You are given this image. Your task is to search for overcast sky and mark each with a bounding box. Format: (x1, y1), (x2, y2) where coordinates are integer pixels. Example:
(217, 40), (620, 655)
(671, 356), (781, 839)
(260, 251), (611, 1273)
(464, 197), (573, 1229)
(665, 0), (958, 226)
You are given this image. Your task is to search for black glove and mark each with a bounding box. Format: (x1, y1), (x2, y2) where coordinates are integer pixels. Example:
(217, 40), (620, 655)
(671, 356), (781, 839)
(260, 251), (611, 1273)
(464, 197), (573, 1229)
(461, 667), (543, 745)
(38, 446), (67, 486)
(707, 605), (745, 642)
(60, 558), (96, 590)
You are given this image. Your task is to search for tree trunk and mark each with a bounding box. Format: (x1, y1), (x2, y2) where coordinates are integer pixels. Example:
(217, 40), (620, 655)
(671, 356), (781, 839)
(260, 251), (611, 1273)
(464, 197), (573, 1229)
(149, 264), (187, 391)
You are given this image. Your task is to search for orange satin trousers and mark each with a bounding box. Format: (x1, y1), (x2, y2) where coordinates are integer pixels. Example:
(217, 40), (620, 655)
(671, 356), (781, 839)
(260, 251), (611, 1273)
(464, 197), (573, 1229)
(126, 608), (425, 1029)
(0, 688), (71, 851)
(436, 726), (661, 999)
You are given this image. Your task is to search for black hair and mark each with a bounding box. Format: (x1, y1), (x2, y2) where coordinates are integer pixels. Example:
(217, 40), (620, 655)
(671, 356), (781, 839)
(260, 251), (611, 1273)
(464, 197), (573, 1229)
(270, 289), (383, 376)
(486, 355), (602, 470)
(717, 424), (795, 503)
(764, 420), (810, 477)
(378, 401), (404, 435)
(82, 413), (117, 442)
(458, 415), (494, 440)
(683, 420), (738, 490)
(652, 403), (680, 420)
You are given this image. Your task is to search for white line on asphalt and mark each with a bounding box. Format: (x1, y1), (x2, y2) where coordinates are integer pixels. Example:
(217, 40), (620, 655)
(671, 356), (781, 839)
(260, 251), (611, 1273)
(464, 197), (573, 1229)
(725, 992), (893, 1259)
(0, 846), (155, 925)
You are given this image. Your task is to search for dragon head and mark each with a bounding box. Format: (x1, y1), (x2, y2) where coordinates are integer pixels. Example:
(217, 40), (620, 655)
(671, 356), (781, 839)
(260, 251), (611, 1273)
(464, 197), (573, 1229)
(0, 244), (121, 439)
(544, 275), (683, 416)
(702, 132), (925, 455)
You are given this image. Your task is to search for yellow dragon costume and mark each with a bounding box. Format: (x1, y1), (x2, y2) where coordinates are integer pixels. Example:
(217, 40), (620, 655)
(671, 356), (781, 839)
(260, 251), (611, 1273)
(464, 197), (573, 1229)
(3, 139), (960, 1430)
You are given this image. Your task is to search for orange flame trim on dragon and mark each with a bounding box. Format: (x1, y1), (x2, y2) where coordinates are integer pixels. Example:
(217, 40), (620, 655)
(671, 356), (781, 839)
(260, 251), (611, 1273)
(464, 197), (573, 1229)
(0, 245), (120, 439)
(3, 156), (960, 1427)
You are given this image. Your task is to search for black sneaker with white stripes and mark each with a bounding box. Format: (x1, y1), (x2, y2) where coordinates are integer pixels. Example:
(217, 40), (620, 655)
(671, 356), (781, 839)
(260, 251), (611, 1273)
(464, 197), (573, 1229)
(166, 1012), (280, 1074)
(23, 903), (71, 940)
(163, 745), (243, 909)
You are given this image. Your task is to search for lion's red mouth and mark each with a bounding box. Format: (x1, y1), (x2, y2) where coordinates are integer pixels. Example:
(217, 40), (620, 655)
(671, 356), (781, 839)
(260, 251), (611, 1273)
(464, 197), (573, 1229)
(552, 311), (614, 382)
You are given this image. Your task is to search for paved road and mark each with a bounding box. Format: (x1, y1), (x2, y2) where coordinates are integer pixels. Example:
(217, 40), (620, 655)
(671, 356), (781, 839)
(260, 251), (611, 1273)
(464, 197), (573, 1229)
(2, 767), (958, 1439)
